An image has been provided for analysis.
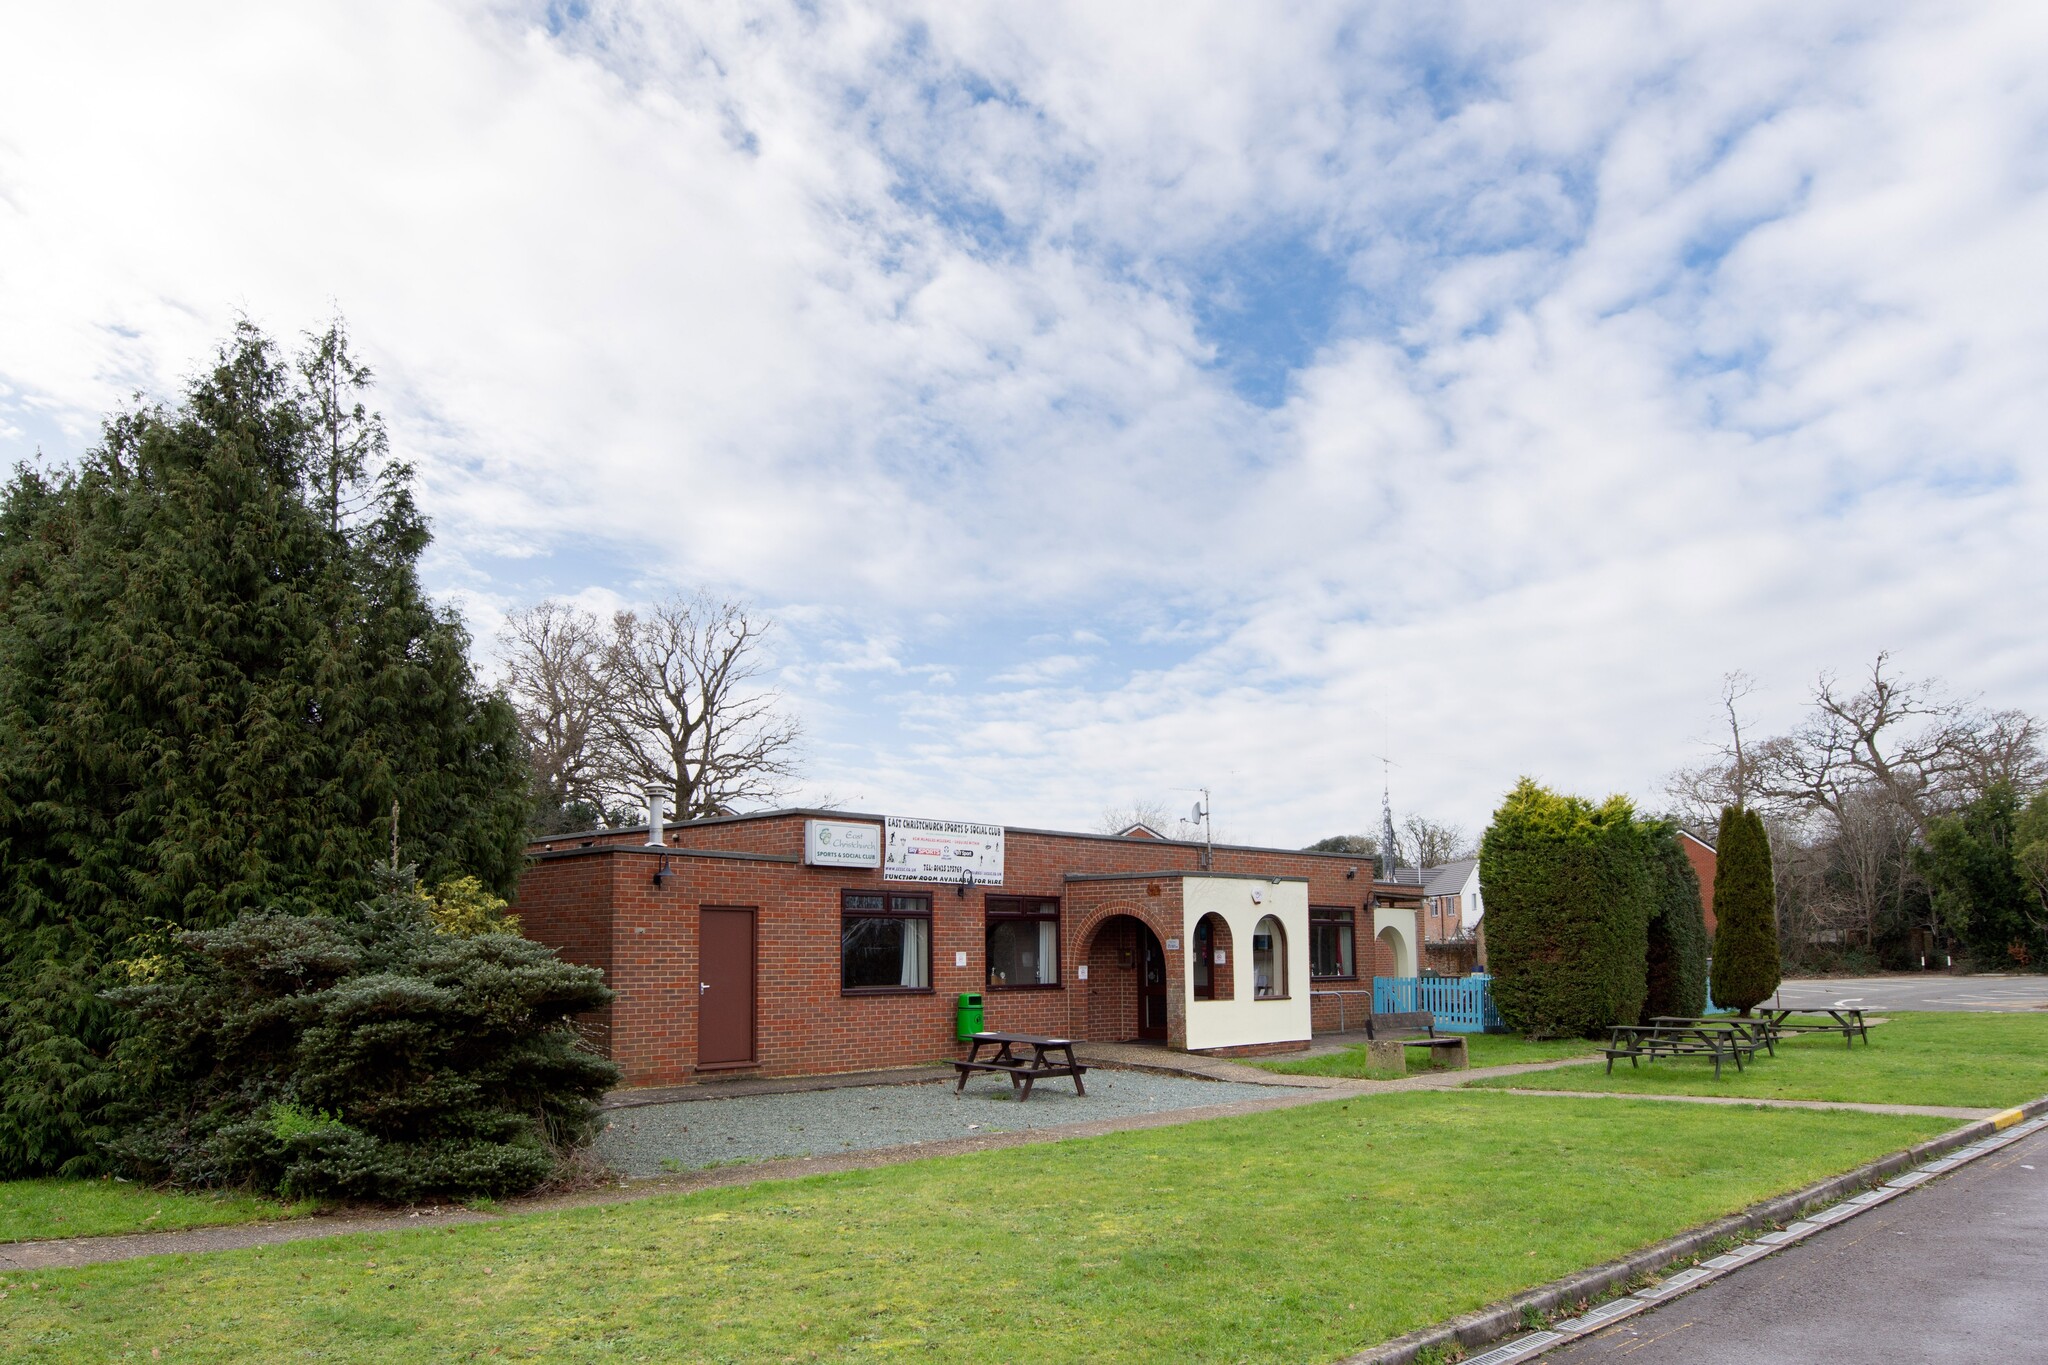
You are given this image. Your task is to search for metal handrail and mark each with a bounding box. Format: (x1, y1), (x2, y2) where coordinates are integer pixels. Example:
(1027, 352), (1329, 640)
(1310, 988), (1375, 1034)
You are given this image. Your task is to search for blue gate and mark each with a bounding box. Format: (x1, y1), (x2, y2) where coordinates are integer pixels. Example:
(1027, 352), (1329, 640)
(1373, 974), (1504, 1033)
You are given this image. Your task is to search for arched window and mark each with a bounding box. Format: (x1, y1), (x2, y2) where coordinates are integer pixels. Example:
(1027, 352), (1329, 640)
(1253, 915), (1286, 999)
(1192, 913), (1233, 1001)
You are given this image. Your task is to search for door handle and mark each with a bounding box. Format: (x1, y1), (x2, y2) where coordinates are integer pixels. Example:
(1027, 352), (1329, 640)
(700, 982), (711, 993)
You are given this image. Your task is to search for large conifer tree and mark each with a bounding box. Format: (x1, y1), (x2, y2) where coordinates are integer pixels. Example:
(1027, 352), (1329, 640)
(1709, 806), (1781, 1014)
(0, 322), (528, 1173)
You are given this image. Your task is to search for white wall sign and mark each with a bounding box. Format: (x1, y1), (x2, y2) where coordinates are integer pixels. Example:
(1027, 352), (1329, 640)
(1077, 964), (1088, 980)
(1165, 938), (1180, 951)
(804, 819), (882, 868)
(954, 951), (968, 967)
(883, 816), (1005, 885)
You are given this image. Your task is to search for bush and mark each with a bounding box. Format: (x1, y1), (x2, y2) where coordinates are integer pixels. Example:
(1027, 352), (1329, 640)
(1479, 779), (1651, 1038)
(1710, 807), (1781, 1014)
(107, 870), (618, 1202)
(1641, 823), (1709, 1021)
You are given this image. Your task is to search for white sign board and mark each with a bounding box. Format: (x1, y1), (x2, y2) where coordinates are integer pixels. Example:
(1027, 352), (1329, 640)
(883, 815), (1005, 886)
(804, 819), (882, 868)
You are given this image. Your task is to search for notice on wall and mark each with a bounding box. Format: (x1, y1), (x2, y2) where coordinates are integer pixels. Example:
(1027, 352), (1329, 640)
(804, 819), (882, 868)
(883, 815), (1005, 886)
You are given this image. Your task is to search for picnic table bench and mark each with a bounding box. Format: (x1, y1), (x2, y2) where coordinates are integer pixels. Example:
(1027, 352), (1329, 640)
(1605, 1022), (1759, 1080)
(1650, 1016), (1778, 1057)
(952, 1032), (1088, 1102)
(1759, 1007), (1869, 1048)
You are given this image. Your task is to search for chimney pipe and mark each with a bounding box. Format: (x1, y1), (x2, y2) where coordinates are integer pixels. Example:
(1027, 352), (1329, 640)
(644, 788), (669, 846)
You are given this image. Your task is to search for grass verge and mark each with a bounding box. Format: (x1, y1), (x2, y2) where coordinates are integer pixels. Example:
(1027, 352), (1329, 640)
(0, 1091), (1948, 1362)
(0, 1179), (311, 1245)
(1256, 1032), (1601, 1080)
(1466, 1011), (2048, 1109)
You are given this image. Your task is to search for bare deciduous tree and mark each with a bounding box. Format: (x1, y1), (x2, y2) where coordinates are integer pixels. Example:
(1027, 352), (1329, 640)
(500, 593), (803, 829)
(500, 601), (611, 829)
(1097, 800), (1175, 836)
(1402, 815), (1471, 868)
(597, 593), (802, 820)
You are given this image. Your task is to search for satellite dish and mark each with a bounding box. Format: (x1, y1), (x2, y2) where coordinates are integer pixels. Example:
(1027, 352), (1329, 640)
(1190, 801), (1205, 823)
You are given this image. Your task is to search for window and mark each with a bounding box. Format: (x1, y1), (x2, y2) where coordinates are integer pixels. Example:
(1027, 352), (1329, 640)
(986, 896), (1060, 988)
(1192, 913), (1233, 1000)
(1253, 914), (1287, 999)
(841, 892), (931, 991)
(1310, 905), (1355, 979)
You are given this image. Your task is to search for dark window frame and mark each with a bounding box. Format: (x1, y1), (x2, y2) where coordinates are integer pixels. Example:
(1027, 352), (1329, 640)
(984, 895), (1062, 990)
(1310, 904), (1357, 981)
(840, 890), (935, 996)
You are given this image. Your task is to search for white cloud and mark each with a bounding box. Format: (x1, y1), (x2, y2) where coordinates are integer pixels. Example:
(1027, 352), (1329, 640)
(2, 0), (2044, 845)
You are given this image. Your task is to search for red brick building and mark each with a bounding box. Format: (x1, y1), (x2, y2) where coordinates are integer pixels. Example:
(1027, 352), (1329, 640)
(515, 808), (1424, 1090)
(1679, 829), (1718, 936)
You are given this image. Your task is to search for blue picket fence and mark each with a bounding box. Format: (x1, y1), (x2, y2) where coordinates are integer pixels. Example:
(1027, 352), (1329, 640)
(1374, 974), (1505, 1033)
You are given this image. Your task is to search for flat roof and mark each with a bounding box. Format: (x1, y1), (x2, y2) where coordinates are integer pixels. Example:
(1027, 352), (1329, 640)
(531, 806), (1394, 866)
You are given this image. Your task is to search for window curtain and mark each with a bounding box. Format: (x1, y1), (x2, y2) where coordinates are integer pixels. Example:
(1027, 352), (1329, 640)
(1037, 920), (1058, 984)
(901, 918), (929, 988)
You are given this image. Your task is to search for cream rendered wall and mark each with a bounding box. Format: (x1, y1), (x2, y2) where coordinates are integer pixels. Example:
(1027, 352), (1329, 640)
(1181, 877), (1311, 1051)
(1373, 905), (1418, 977)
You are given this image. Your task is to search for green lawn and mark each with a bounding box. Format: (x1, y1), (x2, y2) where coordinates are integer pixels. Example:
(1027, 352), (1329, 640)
(1467, 1012), (2048, 1110)
(0, 1179), (309, 1245)
(0, 1092), (1949, 1363)
(1256, 1032), (1601, 1080)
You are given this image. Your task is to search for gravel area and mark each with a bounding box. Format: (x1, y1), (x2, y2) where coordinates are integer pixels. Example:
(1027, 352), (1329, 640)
(596, 1069), (1280, 1177)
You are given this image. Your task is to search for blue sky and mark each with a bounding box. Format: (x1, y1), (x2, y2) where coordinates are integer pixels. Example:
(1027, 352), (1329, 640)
(3, 1), (2045, 847)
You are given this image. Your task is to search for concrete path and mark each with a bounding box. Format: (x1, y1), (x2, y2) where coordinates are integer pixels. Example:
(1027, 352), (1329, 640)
(1539, 1120), (2048, 1363)
(1494, 1087), (1993, 1122)
(1773, 974), (2048, 1013)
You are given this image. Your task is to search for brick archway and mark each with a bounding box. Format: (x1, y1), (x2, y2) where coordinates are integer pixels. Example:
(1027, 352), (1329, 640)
(1067, 893), (1184, 1046)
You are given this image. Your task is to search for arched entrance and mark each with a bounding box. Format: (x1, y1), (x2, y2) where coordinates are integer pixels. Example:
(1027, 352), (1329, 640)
(1376, 923), (1416, 979)
(1082, 914), (1169, 1042)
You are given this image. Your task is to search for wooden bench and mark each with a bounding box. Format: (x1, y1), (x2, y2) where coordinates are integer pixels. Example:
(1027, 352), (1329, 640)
(1360, 1010), (1467, 1072)
(1367, 1035), (1468, 1072)
(1604, 1023), (1758, 1080)
(952, 1032), (1088, 1102)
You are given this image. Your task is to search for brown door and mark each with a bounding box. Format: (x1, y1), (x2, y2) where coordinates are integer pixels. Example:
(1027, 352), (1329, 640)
(698, 907), (756, 1068)
(1138, 927), (1168, 1040)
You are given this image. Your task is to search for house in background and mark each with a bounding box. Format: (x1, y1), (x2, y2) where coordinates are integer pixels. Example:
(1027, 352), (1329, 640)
(1679, 829), (1718, 935)
(1419, 857), (1483, 974)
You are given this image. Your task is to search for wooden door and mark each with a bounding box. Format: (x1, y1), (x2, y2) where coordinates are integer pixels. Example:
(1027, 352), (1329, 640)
(698, 907), (757, 1068)
(1138, 927), (1168, 1040)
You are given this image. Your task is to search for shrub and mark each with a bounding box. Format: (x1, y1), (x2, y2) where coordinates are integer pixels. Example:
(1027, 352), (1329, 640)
(1710, 807), (1781, 1014)
(1479, 779), (1651, 1038)
(107, 870), (618, 1202)
(1640, 823), (1708, 1022)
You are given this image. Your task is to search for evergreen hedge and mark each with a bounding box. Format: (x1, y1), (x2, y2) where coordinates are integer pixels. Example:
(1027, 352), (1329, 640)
(1479, 779), (1651, 1038)
(108, 871), (618, 1201)
(1710, 806), (1781, 1014)
(1640, 823), (1709, 1021)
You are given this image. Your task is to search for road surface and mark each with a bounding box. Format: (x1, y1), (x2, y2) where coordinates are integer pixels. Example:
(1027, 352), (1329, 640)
(1541, 1121), (2048, 1363)
(1769, 974), (2048, 1013)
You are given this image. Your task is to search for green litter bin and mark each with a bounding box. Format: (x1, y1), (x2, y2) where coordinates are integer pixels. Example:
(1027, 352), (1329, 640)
(955, 992), (985, 1041)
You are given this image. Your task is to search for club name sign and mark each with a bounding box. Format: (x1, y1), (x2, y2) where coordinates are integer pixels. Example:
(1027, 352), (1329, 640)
(803, 819), (882, 868)
(883, 815), (1005, 886)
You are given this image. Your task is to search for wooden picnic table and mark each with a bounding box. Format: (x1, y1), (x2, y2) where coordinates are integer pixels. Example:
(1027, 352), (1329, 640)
(1605, 1022), (1759, 1080)
(953, 1031), (1089, 1101)
(1650, 1016), (1778, 1057)
(1759, 1006), (1870, 1047)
